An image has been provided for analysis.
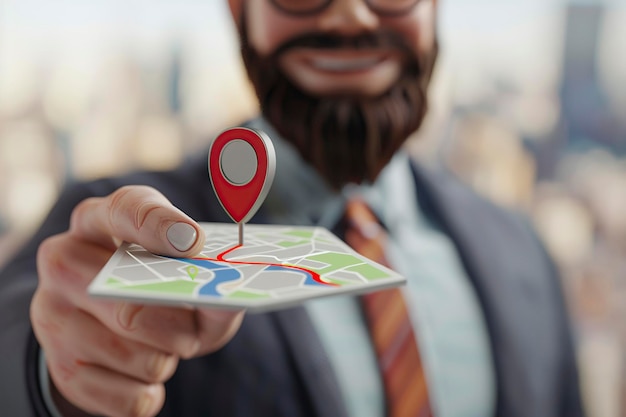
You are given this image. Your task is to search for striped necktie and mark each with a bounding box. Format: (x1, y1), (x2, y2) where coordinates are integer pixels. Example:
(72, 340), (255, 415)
(344, 198), (433, 417)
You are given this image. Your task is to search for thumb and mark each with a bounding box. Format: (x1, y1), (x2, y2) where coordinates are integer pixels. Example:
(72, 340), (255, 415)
(70, 185), (206, 257)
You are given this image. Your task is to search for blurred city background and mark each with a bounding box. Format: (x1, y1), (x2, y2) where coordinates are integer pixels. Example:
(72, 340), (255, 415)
(0, 0), (624, 415)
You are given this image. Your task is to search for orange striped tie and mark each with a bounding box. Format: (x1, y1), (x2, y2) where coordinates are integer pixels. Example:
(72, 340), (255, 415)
(344, 199), (433, 417)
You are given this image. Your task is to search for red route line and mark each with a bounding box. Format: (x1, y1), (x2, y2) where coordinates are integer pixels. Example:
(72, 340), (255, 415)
(191, 244), (337, 287)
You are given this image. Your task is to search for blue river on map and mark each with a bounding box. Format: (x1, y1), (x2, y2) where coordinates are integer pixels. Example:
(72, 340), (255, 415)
(173, 258), (326, 297)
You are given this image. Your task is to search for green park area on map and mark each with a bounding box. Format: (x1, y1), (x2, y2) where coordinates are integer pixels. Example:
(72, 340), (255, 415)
(89, 223), (405, 312)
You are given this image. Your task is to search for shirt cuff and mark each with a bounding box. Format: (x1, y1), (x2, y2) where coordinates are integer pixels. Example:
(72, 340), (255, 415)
(38, 349), (66, 417)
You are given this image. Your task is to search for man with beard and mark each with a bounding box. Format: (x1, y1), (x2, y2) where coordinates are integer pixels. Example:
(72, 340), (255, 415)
(0, 1), (584, 417)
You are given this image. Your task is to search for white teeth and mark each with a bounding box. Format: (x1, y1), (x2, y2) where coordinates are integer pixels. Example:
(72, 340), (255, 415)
(311, 56), (380, 71)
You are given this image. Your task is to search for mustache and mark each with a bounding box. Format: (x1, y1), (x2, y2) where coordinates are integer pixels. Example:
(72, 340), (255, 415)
(272, 30), (417, 59)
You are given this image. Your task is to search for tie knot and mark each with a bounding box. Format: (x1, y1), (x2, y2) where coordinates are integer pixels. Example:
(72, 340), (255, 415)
(344, 199), (388, 264)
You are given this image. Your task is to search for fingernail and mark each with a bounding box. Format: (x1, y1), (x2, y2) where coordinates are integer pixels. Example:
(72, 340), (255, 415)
(147, 353), (169, 381)
(167, 222), (197, 252)
(134, 391), (153, 417)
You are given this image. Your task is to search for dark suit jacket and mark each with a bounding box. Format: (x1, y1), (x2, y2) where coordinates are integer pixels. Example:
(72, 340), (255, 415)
(0, 147), (584, 417)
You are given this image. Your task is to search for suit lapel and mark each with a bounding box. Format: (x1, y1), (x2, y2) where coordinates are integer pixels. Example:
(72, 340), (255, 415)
(409, 162), (564, 417)
(273, 308), (350, 417)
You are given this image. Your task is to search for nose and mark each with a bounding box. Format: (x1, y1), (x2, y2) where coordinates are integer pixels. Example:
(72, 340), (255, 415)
(317, 0), (380, 36)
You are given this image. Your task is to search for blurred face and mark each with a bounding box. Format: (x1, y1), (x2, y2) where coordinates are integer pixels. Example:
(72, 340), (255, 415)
(231, 0), (438, 188)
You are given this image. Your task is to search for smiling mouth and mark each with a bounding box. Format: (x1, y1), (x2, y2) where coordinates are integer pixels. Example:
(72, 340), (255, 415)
(309, 56), (385, 72)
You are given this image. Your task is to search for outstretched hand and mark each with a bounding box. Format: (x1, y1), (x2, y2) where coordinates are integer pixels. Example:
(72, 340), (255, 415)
(31, 185), (244, 417)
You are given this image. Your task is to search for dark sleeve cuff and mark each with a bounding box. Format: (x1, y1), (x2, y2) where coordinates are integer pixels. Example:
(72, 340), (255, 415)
(26, 330), (56, 417)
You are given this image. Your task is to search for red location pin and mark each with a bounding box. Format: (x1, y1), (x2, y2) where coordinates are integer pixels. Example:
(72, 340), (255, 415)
(208, 127), (276, 245)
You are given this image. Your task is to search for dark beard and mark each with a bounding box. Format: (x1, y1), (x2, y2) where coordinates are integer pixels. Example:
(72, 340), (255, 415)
(240, 25), (437, 189)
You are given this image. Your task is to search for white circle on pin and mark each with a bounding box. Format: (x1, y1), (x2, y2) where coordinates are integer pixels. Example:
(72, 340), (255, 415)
(220, 139), (258, 185)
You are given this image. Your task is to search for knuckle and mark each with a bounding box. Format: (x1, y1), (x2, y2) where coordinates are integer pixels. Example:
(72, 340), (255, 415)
(36, 235), (81, 289)
(30, 290), (60, 336)
(48, 356), (81, 386)
(108, 186), (136, 226)
(109, 185), (137, 207)
(116, 303), (144, 332)
(69, 196), (99, 231)
(134, 200), (163, 233)
(31, 294), (76, 360)
(36, 236), (61, 277)
(104, 332), (136, 365)
(107, 186), (166, 235)
(37, 244), (81, 292)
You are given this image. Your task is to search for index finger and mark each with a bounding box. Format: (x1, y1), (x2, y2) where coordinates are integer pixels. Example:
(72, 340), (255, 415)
(69, 185), (205, 257)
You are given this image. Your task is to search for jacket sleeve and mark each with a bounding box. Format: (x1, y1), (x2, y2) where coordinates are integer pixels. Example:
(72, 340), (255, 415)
(0, 182), (102, 416)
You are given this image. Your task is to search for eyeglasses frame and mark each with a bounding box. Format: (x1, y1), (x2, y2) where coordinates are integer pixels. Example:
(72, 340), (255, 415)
(269, 0), (421, 18)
